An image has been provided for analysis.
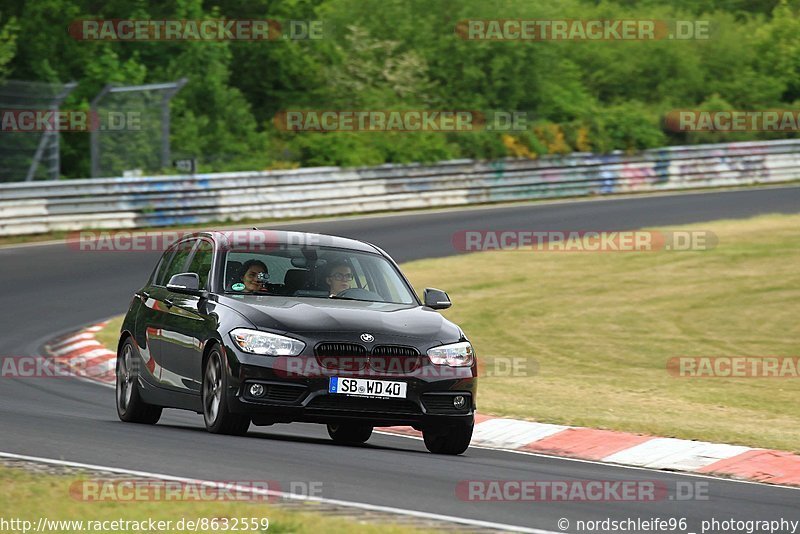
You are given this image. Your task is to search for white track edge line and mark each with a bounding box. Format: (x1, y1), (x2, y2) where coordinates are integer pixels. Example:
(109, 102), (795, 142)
(0, 451), (561, 534)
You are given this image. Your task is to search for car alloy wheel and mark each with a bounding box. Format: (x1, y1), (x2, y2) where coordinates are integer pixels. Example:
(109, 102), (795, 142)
(116, 338), (162, 424)
(202, 348), (250, 435)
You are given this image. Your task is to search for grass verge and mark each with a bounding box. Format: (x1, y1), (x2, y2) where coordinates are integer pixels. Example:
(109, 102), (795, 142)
(0, 464), (429, 534)
(406, 213), (800, 452)
(94, 316), (123, 352)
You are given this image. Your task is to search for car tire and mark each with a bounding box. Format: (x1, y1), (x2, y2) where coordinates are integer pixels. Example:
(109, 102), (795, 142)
(202, 347), (250, 436)
(327, 423), (373, 444)
(116, 338), (162, 425)
(422, 422), (473, 455)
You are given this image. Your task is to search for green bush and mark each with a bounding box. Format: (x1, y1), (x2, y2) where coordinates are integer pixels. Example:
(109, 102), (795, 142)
(3, 0), (800, 176)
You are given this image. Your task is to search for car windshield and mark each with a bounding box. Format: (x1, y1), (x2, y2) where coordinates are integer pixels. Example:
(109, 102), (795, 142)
(222, 244), (417, 305)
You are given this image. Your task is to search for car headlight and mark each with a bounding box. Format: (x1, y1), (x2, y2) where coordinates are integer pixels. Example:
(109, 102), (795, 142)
(229, 328), (305, 356)
(427, 341), (474, 367)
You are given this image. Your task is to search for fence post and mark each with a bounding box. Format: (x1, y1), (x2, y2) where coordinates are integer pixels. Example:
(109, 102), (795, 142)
(89, 84), (112, 179)
(89, 79), (188, 178)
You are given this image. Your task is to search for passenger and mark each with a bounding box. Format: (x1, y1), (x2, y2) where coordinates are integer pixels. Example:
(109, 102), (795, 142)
(325, 261), (354, 296)
(239, 260), (269, 292)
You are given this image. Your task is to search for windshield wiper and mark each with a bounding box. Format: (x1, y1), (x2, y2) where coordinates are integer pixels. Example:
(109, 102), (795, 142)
(329, 294), (383, 303)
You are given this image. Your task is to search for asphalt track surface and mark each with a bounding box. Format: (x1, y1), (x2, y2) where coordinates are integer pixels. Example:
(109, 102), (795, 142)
(1, 187), (800, 532)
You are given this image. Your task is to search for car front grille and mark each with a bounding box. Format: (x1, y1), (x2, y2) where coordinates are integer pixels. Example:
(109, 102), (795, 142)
(306, 394), (421, 414)
(369, 345), (421, 374)
(314, 342), (421, 374)
(315, 342), (369, 371)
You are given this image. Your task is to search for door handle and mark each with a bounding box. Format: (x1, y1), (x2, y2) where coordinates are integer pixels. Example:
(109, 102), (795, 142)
(164, 298), (174, 308)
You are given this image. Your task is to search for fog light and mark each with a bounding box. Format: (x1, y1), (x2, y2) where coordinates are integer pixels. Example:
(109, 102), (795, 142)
(453, 395), (466, 409)
(249, 384), (265, 397)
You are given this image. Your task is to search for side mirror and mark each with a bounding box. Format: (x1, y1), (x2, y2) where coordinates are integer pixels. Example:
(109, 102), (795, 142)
(167, 272), (202, 295)
(423, 288), (451, 310)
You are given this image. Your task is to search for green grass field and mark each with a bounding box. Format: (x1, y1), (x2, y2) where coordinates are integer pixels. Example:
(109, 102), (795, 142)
(96, 214), (800, 452)
(405, 214), (800, 451)
(0, 465), (428, 534)
(94, 316), (124, 352)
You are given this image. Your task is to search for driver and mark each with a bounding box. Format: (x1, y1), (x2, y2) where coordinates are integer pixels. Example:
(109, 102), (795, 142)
(325, 261), (354, 296)
(240, 259), (269, 292)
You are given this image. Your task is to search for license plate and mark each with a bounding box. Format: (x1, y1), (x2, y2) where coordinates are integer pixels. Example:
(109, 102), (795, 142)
(329, 377), (407, 398)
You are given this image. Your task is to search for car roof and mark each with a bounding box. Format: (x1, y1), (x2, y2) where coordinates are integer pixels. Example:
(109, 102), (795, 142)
(184, 230), (382, 255)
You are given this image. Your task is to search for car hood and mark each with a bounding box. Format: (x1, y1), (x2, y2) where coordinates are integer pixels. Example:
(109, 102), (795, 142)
(218, 295), (461, 343)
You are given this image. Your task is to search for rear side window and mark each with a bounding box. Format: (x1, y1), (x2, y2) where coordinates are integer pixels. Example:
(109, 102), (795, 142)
(158, 240), (196, 286)
(186, 240), (214, 289)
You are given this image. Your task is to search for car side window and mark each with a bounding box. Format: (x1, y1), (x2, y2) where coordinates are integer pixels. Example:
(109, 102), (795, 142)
(160, 239), (196, 286)
(224, 253), (295, 291)
(152, 245), (178, 286)
(186, 240), (214, 290)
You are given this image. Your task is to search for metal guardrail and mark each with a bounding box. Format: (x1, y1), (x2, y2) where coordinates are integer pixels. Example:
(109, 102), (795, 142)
(1, 139), (799, 236)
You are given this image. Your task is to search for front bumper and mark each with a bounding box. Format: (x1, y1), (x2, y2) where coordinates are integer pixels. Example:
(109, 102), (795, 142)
(222, 345), (477, 429)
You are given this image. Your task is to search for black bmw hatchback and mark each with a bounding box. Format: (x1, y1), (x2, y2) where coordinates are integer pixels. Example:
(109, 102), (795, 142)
(116, 230), (477, 454)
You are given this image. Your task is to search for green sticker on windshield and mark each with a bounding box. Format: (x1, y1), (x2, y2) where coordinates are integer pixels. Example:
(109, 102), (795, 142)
(232, 283), (245, 291)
